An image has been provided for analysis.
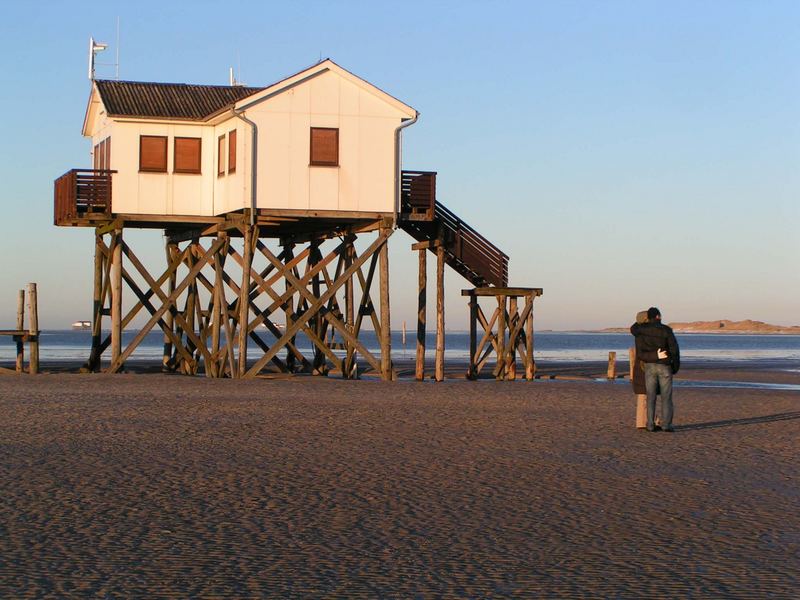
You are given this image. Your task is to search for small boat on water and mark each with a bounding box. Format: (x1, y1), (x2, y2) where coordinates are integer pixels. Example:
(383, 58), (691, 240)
(71, 321), (92, 330)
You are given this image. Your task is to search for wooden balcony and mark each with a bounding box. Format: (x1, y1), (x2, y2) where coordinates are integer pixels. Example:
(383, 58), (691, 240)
(54, 169), (115, 226)
(400, 170), (436, 221)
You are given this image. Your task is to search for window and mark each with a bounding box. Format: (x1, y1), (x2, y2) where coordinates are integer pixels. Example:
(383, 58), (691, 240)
(218, 135), (226, 176)
(174, 137), (202, 174)
(93, 137), (111, 170)
(139, 135), (167, 172)
(310, 127), (339, 166)
(228, 129), (237, 174)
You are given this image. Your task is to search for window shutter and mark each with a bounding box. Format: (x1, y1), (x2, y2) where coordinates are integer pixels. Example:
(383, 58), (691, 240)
(310, 127), (339, 166)
(94, 142), (100, 170)
(140, 136), (168, 172)
(174, 137), (202, 174)
(104, 138), (111, 170)
(228, 130), (237, 174)
(218, 135), (226, 176)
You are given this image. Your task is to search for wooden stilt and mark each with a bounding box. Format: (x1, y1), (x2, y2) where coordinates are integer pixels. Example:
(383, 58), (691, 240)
(283, 242), (297, 373)
(344, 237), (356, 378)
(495, 294), (506, 380)
(435, 242), (445, 382)
(110, 229), (123, 371)
(416, 247), (427, 381)
(87, 234), (104, 371)
(26, 283), (39, 375)
(508, 296), (517, 381)
(525, 293), (535, 380)
(238, 225), (253, 377)
(467, 293), (477, 380)
(16, 290), (24, 373)
(379, 230), (392, 381)
(162, 242), (177, 371)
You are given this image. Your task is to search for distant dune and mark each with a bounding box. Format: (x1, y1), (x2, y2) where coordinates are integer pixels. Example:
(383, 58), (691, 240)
(599, 320), (800, 334)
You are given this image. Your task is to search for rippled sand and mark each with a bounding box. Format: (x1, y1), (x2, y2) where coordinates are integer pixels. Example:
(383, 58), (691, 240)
(1, 373), (798, 597)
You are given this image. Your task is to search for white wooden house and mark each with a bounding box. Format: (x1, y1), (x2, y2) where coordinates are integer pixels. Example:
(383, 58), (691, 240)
(79, 59), (418, 218)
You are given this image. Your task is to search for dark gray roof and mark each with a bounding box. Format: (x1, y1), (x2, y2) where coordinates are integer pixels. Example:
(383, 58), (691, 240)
(95, 80), (265, 120)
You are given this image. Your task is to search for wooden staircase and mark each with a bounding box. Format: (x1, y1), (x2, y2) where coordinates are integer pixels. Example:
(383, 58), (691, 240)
(399, 171), (508, 287)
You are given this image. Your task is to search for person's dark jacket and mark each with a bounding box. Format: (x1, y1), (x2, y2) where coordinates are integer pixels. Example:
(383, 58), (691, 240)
(630, 321), (680, 374)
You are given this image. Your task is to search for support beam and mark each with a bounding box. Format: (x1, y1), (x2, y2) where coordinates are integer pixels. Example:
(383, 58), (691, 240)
(238, 225), (254, 377)
(415, 247), (427, 381)
(379, 229), (392, 381)
(435, 242), (445, 382)
(110, 229), (123, 369)
(15, 290), (24, 373)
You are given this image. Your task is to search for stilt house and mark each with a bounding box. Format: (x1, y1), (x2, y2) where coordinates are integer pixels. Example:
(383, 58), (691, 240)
(54, 59), (540, 380)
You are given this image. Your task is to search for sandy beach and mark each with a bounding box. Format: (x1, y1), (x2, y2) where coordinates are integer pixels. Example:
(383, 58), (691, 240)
(1, 366), (798, 598)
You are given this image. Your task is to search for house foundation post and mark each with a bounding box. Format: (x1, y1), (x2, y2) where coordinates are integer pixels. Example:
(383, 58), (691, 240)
(379, 227), (393, 381)
(110, 227), (123, 371)
(415, 247), (427, 381)
(435, 240), (445, 382)
(237, 224), (254, 377)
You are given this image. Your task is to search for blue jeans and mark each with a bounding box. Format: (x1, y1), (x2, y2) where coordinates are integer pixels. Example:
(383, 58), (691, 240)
(644, 363), (673, 429)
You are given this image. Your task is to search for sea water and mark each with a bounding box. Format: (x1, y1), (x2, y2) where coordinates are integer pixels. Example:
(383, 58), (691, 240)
(1, 330), (798, 365)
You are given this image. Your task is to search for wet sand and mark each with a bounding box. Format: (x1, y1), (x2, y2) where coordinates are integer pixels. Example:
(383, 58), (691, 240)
(1, 367), (798, 598)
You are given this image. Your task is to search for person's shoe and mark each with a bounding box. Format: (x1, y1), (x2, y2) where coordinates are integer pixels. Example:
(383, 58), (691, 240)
(662, 426), (675, 433)
(646, 425), (657, 432)
(654, 425), (663, 432)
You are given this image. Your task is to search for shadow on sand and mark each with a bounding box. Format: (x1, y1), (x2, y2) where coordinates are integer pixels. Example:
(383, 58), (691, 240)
(678, 411), (800, 431)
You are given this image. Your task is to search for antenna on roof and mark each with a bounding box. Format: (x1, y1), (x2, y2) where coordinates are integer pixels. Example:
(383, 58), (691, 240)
(115, 16), (120, 80)
(88, 37), (108, 80)
(229, 66), (244, 86)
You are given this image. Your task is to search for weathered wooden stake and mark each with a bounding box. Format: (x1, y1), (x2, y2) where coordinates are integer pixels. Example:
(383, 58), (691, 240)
(16, 289), (24, 373)
(607, 351), (617, 379)
(629, 347), (635, 380)
(435, 242), (445, 382)
(27, 283), (39, 375)
(416, 247), (427, 381)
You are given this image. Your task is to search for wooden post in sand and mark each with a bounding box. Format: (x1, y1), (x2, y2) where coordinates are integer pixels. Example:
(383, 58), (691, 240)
(379, 228), (392, 381)
(16, 289), (25, 373)
(435, 241), (445, 382)
(27, 283), (39, 375)
(110, 230), (123, 369)
(238, 224), (253, 378)
(607, 351), (617, 379)
(415, 247), (427, 381)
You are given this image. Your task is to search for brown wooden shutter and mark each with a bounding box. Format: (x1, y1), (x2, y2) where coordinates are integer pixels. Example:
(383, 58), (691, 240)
(94, 142), (100, 170)
(218, 135), (225, 176)
(174, 137), (202, 174)
(140, 135), (168, 172)
(310, 127), (339, 166)
(105, 137), (111, 170)
(228, 130), (237, 174)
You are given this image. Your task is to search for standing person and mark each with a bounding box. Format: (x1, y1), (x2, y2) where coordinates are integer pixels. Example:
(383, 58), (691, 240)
(630, 307), (680, 432)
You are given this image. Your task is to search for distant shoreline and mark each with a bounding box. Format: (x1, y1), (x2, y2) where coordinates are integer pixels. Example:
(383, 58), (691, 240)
(593, 320), (800, 335)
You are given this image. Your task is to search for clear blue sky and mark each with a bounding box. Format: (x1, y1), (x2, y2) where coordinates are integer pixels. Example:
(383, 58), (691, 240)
(1, 0), (797, 329)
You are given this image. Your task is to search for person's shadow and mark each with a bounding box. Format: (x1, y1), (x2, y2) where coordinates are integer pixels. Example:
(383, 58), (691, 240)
(677, 411), (800, 431)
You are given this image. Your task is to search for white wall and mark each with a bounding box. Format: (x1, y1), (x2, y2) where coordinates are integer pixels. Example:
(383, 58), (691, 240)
(100, 122), (216, 216)
(86, 66), (410, 218)
(245, 69), (405, 214)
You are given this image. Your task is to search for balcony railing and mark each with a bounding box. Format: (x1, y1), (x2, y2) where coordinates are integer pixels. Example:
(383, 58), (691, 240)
(400, 170), (436, 221)
(54, 169), (115, 225)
